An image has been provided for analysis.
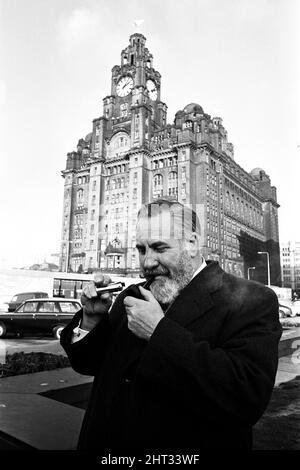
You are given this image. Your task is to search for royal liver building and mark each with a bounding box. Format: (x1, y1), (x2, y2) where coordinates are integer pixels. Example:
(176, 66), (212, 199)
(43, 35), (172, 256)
(60, 33), (281, 284)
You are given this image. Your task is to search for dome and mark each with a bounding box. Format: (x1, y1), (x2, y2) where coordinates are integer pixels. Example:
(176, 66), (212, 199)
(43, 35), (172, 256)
(250, 167), (265, 177)
(183, 103), (204, 115)
(85, 132), (93, 142)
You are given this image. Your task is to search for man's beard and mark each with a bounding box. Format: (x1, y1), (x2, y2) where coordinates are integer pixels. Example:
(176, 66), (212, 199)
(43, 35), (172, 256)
(143, 250), (195, 308)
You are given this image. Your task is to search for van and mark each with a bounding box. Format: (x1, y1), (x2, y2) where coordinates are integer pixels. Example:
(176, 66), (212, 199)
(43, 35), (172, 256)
(6, 292), (49, 312)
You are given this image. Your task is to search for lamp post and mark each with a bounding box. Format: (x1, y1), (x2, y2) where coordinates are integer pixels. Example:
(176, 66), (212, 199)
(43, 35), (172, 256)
(65, 240), (73, 273)
(258, 251), (270, 286)
(247, 266), (256, 280)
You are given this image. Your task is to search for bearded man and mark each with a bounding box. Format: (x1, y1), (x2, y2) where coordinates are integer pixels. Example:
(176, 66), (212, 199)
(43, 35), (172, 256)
(60, 199), (281, 451)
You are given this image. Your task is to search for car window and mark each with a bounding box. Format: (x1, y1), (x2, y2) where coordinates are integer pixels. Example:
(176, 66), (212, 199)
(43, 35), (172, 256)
(38, 301), (60, 313)
(59, 302), (80, 313)
(16, 304), (24, 312)
(23, 302), (38, 313)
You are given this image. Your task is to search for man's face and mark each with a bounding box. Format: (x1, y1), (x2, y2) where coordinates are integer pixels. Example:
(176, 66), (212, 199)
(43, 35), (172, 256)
(136, 213), (195, 307)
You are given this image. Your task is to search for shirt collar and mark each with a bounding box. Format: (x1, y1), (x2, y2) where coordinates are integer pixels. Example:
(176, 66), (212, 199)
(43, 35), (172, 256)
(191, 258), (207, 280)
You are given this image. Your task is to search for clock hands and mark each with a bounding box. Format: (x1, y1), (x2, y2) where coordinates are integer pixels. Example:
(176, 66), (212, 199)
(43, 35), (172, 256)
(122, 78), (130, 89)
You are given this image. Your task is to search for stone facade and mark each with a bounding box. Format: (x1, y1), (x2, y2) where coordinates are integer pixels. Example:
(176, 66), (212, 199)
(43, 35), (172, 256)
(60, 33), (281, 283)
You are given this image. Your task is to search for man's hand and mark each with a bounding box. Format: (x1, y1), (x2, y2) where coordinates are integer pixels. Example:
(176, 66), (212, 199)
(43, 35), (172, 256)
(123, 286), (164, 341)
(81, 273), (113, 330)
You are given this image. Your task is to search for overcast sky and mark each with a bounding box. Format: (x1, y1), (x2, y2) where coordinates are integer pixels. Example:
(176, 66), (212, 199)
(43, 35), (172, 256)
(0, 0), (299, 268)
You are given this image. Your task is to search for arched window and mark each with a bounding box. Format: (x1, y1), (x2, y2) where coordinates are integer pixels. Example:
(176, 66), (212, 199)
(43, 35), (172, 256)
(154, 174), (163, 187)
(226, 191), (230, 210)
(77, 189), (84, 200)
(168, 172), (178, 197)
(168, 171), (178, 182)
(153, 174), (163, 198)
(231, 194), (235, 213)
(236, 197), (240, 217)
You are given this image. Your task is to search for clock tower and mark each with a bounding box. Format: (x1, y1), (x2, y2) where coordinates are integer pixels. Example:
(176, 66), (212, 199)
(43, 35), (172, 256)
(85, 33), (168, 271)
(92, 33), (166, 157)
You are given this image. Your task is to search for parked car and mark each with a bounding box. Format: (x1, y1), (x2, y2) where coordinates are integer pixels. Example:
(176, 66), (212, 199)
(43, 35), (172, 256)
(291, 299), (300, 316)
(0, 298), (81, 339)
(6, 291), (49, 312)
(278, 303), (295, 318)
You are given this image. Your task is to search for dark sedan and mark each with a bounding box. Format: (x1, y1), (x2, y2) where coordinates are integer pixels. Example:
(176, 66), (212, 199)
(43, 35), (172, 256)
(0, 298), (81, 339)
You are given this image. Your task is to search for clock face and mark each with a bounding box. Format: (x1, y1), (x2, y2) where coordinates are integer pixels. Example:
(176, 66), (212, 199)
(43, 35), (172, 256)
(116, 76), (134, 97)
(146, 79), (158, 101)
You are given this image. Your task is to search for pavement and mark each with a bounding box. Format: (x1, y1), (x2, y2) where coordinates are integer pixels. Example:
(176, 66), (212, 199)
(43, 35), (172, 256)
(0, 327), (299, 450)
(0, 367), (93, 450)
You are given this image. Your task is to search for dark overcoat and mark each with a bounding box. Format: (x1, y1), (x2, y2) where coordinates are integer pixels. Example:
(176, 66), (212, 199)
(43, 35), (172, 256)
(60, 261), (282, 451)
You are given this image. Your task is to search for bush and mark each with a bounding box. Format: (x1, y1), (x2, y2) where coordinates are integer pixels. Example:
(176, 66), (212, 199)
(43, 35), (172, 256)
(280, 318), (300, 328)
(0, 351), (70, 378)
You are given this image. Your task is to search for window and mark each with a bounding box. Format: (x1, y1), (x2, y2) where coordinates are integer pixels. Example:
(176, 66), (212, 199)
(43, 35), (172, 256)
(168, 171), (177, 181)
(120, 103), (128, 118)
(93, 180), (97, 191)
(168, 187), (178, 196)
(154, 174), (163, 187)
(19, 302), (38, 313)
(90, 224), (95, 235)
(38, 302), (60, 313)
(183, 121), (193, 129)
(59, 302), (79, 313)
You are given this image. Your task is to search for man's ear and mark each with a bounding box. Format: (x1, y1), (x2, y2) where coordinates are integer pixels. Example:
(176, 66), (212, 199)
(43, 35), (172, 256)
(188, 232), (199, 258)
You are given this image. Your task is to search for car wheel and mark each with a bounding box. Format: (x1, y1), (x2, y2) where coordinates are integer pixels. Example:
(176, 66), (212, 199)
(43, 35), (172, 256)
(53, 325), (64, 340)
(0, 322), (7, 338)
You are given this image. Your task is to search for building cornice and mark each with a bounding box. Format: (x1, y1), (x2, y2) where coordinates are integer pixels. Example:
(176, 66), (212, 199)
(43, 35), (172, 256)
(127, 148), (152, 158)
(262, 199), (280, 208)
